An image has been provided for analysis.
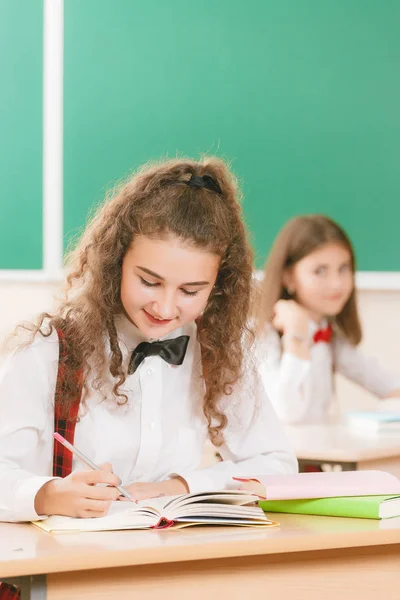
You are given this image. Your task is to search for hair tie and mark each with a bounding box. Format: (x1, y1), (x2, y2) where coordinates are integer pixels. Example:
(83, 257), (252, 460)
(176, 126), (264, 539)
(186, 174), (222, 195)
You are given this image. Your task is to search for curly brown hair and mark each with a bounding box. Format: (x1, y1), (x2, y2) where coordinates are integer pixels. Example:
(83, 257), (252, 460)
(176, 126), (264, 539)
(255, 214), (362, 345)
(22, 157), (255, 444)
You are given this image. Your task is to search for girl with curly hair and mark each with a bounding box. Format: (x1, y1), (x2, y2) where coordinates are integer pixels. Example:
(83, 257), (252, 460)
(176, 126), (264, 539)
(0, 157), (296, 523)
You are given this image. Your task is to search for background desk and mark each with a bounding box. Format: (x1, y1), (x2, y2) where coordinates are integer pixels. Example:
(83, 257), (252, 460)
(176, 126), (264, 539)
(1, 513), (400, 600)
(286, 423), (400, 476)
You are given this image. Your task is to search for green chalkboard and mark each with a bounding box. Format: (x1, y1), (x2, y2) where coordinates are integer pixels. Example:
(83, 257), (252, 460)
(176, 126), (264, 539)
(0, 0), (43, 269)
(64, 0), (400, 270)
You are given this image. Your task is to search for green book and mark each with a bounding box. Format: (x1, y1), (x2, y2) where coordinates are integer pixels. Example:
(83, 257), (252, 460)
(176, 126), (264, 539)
(259, 495), (400, 520)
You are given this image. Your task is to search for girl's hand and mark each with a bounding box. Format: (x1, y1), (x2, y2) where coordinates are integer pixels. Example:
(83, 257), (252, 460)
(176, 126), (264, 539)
(273, 299), (310, 337)
(273, 299), (311, 359)
(121, 477), (189, 502)
(34, 463), (121, 518)
(239, 480), (266, 498)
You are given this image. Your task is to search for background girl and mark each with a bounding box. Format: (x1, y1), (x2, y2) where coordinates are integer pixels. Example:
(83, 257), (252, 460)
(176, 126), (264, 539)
(255, 215), (400, 424)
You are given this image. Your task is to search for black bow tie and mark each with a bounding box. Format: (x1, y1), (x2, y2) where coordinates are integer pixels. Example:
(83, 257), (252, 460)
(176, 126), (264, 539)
(128, 335), (190, 374)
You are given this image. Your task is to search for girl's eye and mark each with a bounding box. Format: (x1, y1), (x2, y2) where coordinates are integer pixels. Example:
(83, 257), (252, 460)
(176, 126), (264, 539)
(181, 288), (199, 297)
(315, 266), (327, 276)
(340, 264), (351, 273)
(140, 277), (199, 296)
(140, 277), (159, 288)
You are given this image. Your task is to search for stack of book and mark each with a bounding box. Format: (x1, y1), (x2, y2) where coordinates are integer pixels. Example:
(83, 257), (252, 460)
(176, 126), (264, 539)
(237, 470), (400, 520)
(345, 411), (400, 433)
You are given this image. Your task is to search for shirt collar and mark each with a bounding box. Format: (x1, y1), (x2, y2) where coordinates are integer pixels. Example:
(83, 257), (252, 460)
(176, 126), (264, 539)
(308, 317), (329, 337)
(114, 312), (187, 352)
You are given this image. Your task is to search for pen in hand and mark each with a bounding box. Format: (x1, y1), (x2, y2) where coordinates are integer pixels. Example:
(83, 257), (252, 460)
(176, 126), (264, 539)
(53, 432), (134, 502)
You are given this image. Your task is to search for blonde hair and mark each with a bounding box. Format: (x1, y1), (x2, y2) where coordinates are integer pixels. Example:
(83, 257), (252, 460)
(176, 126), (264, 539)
(18, 157), (255, 444)
(255, 214), (362, 345)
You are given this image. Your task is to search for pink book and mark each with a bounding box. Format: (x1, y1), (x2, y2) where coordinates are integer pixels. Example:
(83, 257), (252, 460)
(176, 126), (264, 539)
(234, 470), (400, 500)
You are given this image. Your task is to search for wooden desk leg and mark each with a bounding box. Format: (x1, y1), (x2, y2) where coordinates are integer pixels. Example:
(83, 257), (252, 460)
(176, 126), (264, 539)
(3, 576), (47, 600)
(298, 459), (357, 472)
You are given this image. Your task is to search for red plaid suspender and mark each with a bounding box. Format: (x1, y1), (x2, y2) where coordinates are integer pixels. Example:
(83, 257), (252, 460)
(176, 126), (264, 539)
(0, 584), (20, 600)
(0, 329), (82, 600)
(53, 328), (82, 477)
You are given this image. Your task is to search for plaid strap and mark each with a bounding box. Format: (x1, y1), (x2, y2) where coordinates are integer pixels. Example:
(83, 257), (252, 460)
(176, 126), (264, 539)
(0, 582), (20, 600)
(53, 328), (83, 478)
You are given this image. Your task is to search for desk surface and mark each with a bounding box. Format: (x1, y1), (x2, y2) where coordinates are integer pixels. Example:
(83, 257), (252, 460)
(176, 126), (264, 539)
(1, 513), (400, 579)
(286, 423), (400, 462)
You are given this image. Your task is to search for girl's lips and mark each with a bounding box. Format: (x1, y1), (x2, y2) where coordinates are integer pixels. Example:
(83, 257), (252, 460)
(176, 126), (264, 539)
(142, 309), (173, 326)
(326, 295), (345, 302)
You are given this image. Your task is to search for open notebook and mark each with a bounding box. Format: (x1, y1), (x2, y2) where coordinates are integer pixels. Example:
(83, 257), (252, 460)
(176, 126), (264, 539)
(33, 490), (276, 533)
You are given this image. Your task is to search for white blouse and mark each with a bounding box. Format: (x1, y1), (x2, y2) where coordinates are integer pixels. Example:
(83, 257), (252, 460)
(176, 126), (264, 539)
(259, 322), (400, 425)
(0, 315), (297, 522)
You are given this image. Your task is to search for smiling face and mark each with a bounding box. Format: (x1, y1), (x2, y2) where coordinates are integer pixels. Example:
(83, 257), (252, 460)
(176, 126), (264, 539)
(284, 242), (354, 321)
(120, 235), (220, 338)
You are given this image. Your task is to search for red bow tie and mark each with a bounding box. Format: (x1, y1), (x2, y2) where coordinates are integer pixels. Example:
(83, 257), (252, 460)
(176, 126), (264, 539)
(313, 324), (333, 344)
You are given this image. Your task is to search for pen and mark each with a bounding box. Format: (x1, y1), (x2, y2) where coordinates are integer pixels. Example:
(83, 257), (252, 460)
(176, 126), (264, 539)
(53, 432), (134, 502)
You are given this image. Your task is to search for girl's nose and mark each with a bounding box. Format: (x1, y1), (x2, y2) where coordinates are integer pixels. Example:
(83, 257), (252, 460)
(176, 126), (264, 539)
(153, 289), (177, 319)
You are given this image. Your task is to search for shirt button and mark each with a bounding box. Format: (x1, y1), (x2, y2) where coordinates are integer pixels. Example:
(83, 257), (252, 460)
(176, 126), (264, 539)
(149, 422), (155, 430)
(146, 368), (154, 375)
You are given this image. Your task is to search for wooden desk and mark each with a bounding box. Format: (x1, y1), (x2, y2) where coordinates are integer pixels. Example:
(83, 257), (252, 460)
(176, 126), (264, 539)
(1, 513), (400, 600)
(286, 423), (400, 476)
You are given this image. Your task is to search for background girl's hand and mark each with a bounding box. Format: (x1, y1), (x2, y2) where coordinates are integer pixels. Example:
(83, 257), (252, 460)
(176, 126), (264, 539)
(34, 463), (121, 518)
(122, 477), (189, 502)
(273, 299), (310, 337)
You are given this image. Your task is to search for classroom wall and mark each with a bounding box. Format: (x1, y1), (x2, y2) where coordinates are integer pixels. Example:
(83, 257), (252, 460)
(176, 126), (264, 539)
(1, 281), (398, 412)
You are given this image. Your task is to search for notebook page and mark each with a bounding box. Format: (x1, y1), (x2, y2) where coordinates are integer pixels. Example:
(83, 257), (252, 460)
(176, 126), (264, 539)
(32, 500), (161, 533)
